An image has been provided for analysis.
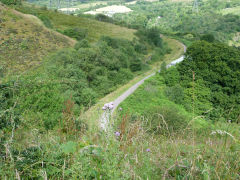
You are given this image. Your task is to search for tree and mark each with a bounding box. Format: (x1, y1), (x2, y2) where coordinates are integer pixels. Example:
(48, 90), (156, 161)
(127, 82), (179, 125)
(200, 34), (215, 42)
(0, 0), (21, 5)
(177, 41), (240, 122)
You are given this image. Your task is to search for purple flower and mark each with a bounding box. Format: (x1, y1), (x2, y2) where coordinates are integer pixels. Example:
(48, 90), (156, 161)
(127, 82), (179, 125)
(102, 106), (107, 110)
(102, 102), (114, 110)
(115, 131), (120, 137)
(146, 148), (150, 152)
(109, 104), (114, 110)
(119, 107), (122, 111)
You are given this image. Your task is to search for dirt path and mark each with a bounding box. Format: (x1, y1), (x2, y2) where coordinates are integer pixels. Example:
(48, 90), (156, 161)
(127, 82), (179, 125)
(100, 43), (187, 131)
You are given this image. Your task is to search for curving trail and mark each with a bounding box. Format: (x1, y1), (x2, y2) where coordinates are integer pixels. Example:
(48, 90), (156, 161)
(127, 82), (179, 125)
(100, 43), (187, 131)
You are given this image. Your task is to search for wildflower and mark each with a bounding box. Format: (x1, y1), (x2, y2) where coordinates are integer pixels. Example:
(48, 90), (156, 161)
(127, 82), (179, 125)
(109, 104), (114, 110)
(210, 130), (236, 140)
(115, 131), (120, 137)
(146, 148), (150, 152)
(102, 106), (107, 110)
(119, 107), (122, 111)
(102, 102), (114, 111)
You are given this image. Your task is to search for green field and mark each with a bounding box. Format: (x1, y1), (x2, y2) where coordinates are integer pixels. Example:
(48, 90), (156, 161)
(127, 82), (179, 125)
(220, 6), (240, 16)
(16, 3), (137, 42)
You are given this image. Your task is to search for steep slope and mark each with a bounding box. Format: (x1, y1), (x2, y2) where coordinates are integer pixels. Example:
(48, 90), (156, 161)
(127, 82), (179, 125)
(16, 3), (137, 42)
(0, 4), (76, 76)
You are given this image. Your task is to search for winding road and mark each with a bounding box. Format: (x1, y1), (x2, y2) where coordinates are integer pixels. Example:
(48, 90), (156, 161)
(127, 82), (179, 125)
(100, 43), (187, 131)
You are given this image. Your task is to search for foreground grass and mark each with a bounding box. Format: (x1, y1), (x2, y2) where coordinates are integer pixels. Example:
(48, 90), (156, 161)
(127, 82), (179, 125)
(111, 67), (240, 179)
(2, 112), (239, 179)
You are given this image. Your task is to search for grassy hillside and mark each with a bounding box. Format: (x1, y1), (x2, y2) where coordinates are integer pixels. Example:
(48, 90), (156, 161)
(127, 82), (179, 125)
(0, 2), (136, 77)
(1, 3), (170, 131)
(116, 42), (240, 178)
(2, 2), (240, 179)
(0, 4), (75, 77)
(15, 3), (136, 42)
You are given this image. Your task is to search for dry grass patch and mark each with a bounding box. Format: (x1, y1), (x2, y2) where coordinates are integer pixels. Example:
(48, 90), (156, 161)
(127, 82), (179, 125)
(0, 5), (76, 76)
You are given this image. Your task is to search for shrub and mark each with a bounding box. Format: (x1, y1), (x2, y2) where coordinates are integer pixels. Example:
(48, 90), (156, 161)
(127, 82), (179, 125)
(130, 58), (142, 72)
(162, 67), (180, 87)
(74, 39), (90, 50)
(63, 28), (87, 41)
(0, 0), (21, 5)
(177, 41), (240, 121)
(95, 14), (113, 23)
(0, 81), (20, 131)
(200, 34), (215, 42)
(165, 84), (184, 104)
(143, 106), (189, 134)
(136, 28), (163, 47)
(39, 15), (53, 29)
(18, 78), (64, 130)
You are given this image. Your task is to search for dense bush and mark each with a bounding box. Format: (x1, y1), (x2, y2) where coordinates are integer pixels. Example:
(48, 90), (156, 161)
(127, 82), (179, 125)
(200, 34), (215, 42)
(136, 28), (163, 47)
(164, 84), (184, 104)
(74, 39), (90, 49)
(0, 81), (20, 131)
(95, 14), (113, 23)
(38, 14), (53, 28)
(173, 41), (240, 122)
(1, 35), (153, 131)
(63, 28), (87, 41)
(0, 77), (64, 130)
(0, 0), (21, 5)
(143, 106), (189, 134)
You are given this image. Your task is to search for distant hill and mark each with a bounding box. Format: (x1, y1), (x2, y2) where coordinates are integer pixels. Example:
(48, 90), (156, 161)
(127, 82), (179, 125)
(0, 3), (76, 76)
(0, 3), (136, 77)
(16, 3), (136, 42)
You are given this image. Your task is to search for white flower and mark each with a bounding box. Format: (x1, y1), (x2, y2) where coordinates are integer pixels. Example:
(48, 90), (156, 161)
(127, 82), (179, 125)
(210, 130), (235, 140)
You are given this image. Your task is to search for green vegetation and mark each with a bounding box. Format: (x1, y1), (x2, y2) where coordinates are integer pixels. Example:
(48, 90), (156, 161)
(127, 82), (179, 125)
(0, 33), (164, 131)
(120, 40), (240, 124)
(0, 4), (174, 177)
(220, 6), (240, 16)
(0, 0), (170, 131)
(116, 41), (240, 179)
(62, 27), (88, 40)
(0, 4), (75, 76)
(176, 41), (240, 122)
(113, 0), (240, 46)
(15, 3), (136, 42)
(0, 0), (21, 5)
(1, 1), (240, 179)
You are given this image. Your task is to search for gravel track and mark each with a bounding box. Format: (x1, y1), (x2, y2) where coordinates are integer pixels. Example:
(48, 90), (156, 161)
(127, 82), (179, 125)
(100, 43), (187, 131)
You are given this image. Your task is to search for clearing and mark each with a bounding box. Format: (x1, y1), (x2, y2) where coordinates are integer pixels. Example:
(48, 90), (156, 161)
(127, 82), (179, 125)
(84, 5), (132, 16)
(220, 6), (240, 16)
